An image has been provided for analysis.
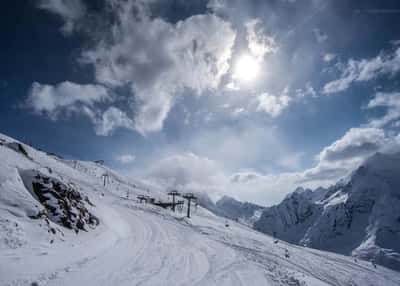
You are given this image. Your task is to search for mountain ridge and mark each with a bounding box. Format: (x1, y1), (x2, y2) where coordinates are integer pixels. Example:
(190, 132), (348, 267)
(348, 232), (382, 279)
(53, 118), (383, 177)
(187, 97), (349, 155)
(254, 152), (400, 271)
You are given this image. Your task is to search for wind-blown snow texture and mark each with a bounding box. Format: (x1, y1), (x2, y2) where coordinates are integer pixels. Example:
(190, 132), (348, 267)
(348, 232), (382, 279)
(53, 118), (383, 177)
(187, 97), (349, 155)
(254, 153), (400, 272)
(1, 133), (400, 286)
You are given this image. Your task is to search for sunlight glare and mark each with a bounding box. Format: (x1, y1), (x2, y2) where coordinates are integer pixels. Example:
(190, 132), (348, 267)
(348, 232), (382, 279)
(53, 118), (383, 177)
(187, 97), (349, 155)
(234, 54), (260, 82)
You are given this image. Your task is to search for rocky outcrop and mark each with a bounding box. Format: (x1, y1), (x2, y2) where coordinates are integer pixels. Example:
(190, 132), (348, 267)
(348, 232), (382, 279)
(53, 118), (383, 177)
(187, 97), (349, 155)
(21, 170), (99, 233)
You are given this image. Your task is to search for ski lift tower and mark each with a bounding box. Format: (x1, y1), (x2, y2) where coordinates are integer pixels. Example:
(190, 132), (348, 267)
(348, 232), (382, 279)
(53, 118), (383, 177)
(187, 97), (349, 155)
(182, 193), (197, 218)
(101, 173), (109, 187)
(137, 195), (147, 203)
(167, 190), (181, 212)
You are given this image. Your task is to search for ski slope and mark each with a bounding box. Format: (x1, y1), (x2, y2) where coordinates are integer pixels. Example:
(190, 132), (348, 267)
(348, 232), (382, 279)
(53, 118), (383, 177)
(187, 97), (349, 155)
(1, 133), (400, 286)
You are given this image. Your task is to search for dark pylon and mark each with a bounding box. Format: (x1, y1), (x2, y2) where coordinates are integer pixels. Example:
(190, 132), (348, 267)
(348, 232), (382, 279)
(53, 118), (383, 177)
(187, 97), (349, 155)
(182, 193), (196, 218)
(167, 190), (181, 212)
(101, 173), (109, 187)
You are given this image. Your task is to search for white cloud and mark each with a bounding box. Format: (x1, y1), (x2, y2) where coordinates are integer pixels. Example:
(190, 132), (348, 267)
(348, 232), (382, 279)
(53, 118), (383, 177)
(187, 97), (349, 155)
(230, 171), (262, 183)
(146, 152), (226, 189)
(225, 81), (240, 91)
(138, 81), (400, 204)
(94, 107), (134, 136)
(323, 53), (336, 62)
(143, 152), (305, 206)
(82, 1), (236, 134)
(295, 82), (317, 98)
(302, 127), (397, 182)
(230, 107), (246, 118)
(184, 124), (303, 172)
(37, 0), (86, 34)
(228, 171), (305, 206)
(140, 126), (400, 206)
(26, 81), (135, 136)
(319, 128), (387, 162)
(366, 92), (400, 127)
(256, 93), (291, 117)
(300, 91), (400, 182)
(115, 154), (136, 164)
(26, 81), (111, 119)
(32, 0), (237, 136)
(323, 46), (400, 94)
(245, 19), (278, 60)
(313, 28), (328, 43)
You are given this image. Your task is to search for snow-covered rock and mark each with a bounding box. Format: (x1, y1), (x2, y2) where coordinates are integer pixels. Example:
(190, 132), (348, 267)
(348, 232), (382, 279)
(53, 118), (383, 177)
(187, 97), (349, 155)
(254, 152), (400, 271)
(20, 169), (99, 233)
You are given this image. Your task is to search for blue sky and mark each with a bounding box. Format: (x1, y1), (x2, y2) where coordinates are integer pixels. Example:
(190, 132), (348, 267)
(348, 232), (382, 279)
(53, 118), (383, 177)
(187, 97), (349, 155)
(1, 0), (400, 205)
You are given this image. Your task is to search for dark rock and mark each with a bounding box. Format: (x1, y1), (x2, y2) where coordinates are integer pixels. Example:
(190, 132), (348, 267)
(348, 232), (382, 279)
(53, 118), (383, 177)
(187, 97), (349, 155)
(6, 142), (30, 158)
(21, 170), (99, 233)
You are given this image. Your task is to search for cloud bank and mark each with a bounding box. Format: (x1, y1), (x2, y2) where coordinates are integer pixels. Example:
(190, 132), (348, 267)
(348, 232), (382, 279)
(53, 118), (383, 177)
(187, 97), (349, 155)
(324, 46), (400, 94)
(144, 127), (400, 205)
(82, 2), (236, 134)
(26, 81), (111, 119)
(38, 0), (86, 34)
(26, 81), (133, 136)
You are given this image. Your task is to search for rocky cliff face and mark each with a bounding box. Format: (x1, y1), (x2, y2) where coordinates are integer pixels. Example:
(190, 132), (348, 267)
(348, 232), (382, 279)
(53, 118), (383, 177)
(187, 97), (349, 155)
(216, 196), (264, 222)
(254, 187), (323, 243)
(254, 152), (400, 271)
(20, 169), (99, 233)
(197, 194), (264, 225)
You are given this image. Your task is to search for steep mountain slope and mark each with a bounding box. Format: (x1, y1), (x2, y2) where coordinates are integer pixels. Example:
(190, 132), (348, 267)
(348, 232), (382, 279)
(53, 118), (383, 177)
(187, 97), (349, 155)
(254, 188), (324, 244)
(1, 133), (400, 286)
(196, 194), (264, 225)
(215, 195), (264, 223)
(254, 152), (400, 271)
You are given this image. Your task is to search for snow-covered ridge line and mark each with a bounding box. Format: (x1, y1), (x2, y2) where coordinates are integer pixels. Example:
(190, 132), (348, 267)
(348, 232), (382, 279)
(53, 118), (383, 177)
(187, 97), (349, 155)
(254, 152), (400, 272)
(1, 132), (400, 285)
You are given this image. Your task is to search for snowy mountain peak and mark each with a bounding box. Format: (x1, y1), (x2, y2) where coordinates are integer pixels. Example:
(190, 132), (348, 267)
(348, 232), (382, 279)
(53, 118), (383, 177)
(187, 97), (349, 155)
(254, 151), (400, 271)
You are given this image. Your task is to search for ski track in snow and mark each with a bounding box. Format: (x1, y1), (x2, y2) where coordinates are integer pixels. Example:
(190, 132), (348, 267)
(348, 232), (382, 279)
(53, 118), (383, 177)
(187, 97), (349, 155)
(3, 195), (400, 286)
(2, 199), (269, 286)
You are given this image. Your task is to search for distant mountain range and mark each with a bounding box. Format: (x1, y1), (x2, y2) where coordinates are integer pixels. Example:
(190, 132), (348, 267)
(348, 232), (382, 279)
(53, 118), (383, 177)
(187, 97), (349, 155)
(200, 152), (400, 271)
(196, 193), (264, 225)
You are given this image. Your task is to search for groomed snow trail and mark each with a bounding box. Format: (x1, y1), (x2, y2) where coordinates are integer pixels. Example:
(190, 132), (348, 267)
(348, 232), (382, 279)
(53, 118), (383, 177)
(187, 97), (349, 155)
(2, 196), (272, 286)
(3, 195), (400, 286)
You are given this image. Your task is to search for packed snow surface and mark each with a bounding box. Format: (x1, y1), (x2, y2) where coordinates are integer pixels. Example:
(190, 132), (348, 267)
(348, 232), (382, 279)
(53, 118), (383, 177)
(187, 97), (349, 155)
(1, 133), (400, 286)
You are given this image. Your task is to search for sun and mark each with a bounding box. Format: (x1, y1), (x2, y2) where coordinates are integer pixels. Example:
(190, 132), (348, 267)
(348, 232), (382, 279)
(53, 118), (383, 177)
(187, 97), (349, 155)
(234, 54), (260, 82)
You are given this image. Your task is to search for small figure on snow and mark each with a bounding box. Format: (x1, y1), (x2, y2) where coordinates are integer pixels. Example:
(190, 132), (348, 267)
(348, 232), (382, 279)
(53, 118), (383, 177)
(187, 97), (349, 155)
(371, 260), (377, 269)
(284, 249), (290, 258)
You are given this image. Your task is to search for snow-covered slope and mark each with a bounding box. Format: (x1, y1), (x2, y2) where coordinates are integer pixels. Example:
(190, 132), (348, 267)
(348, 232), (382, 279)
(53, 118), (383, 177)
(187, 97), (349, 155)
(254, 188), (324, 244)
(1, 133), (400, 286)
(196, 195), (264, 226)
(254, 152), (400, 271)
(215, 196), (264, 224)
